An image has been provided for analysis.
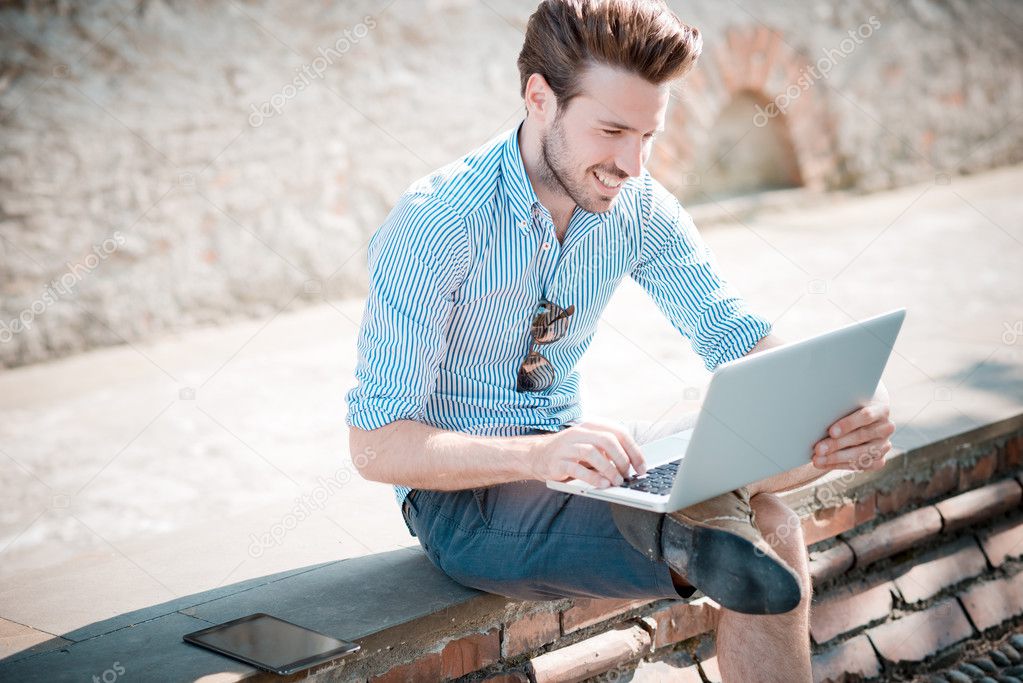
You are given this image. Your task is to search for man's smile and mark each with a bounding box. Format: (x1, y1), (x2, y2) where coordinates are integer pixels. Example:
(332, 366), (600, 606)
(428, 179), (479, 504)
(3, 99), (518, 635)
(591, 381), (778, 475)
(592, 169), (626, 196)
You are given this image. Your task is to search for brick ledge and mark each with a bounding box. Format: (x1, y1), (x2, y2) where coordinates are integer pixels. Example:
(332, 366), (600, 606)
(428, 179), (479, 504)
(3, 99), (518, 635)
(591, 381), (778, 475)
(2, 413), (1021, 682)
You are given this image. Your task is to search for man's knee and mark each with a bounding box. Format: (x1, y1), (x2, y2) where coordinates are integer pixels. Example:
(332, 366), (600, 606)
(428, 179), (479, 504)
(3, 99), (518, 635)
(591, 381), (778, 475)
(750, 493), (811, 583)
(750, 492), (814, 610)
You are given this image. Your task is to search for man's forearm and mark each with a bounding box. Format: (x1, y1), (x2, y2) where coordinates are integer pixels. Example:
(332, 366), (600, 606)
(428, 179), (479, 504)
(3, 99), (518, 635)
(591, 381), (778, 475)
(754, 461), (829, 496)
(350, 419), (542, 490)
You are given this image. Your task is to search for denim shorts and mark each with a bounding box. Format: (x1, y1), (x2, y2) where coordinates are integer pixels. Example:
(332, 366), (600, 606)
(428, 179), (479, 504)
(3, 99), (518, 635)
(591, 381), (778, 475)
(399, 413), (700, 601)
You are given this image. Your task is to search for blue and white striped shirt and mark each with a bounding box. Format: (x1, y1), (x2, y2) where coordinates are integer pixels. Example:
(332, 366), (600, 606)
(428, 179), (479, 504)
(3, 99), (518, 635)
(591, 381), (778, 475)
(344, 119), (771, 528)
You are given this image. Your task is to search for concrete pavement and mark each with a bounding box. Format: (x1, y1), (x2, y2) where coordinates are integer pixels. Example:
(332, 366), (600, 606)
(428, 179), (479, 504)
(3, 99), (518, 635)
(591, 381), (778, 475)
(1, 164), (1021, 654)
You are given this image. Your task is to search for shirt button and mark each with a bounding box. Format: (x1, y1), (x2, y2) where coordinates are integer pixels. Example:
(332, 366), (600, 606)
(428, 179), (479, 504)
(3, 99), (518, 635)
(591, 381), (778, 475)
(542, 242), (550, 250)
(518, 219), (527, 229)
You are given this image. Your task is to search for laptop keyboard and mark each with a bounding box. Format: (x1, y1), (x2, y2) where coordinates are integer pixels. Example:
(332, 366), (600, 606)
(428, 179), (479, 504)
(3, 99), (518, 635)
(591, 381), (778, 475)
(616, 460), (679, 496)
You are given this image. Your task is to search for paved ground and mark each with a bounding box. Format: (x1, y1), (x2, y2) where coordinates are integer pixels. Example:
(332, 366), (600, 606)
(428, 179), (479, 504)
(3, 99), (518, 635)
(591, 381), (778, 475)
(1, 164), (1021, 645)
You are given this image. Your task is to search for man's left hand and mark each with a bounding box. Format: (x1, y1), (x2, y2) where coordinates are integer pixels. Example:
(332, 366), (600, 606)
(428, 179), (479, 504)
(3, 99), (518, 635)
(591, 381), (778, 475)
(812, 389), (895, 472)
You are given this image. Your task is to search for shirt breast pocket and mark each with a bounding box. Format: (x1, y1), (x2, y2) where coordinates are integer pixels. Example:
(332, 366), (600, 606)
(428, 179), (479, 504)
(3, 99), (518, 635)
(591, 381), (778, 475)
(452, 272), (497, 307)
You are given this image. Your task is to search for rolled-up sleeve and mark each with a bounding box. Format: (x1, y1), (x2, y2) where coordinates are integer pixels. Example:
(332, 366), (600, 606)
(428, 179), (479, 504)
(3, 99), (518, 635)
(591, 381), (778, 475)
(630, 179), (772, 372)
(344, 192), (470, 431)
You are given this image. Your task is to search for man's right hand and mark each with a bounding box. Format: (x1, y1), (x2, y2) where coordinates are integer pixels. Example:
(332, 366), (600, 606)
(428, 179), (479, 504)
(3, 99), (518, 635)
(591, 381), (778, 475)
(528, 419), (647, 489)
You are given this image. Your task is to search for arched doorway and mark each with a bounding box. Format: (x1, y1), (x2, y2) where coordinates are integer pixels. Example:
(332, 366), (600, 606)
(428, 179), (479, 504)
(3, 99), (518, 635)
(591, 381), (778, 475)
(648, 24), (839, 202)
(685, 90), (803, 203)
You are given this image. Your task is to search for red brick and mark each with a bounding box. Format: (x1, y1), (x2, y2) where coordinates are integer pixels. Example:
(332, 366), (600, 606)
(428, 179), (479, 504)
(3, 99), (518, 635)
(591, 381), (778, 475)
(751, 31), (783, 93)
(802, 503), (857, 546)
(925, 463), (961, 500)
(866, 597), (974, 663)
(935, 478), (1022, 532)
(847, 506), (943, 568)
(854, 492), (877, 526)
(529, 623), (651, 683)
(560, 598), (649, 635)
(742, 26), (771, 90)
(812, 634), (882, 683)
(978, 516), (1023, 567)
(875, 468), (957, 515)
(1001, 434), (1023, 471)
(724, 29), (750, 90)
(370, 653), (442, 682)
(959, 449), (999, 490)
(959, 571), (1023, 631)
(648, 597), (720, 649)
(713, 44), (739, 94)
(876, 478), (926, 516)
(502, 609), (560, 658)
(441, 628), (501, 680)
(893, 537), (988, 603)
(808, 541), (855, 585)
(811, 580), (894, 645)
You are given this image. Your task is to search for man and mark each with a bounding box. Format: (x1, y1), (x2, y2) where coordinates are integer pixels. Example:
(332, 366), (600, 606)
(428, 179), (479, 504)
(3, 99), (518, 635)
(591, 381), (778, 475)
(346, 0), (894, 679)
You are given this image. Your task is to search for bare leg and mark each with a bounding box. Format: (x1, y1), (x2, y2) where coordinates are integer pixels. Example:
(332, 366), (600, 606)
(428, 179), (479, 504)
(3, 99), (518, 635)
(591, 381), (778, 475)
(715, 491), (812, 682)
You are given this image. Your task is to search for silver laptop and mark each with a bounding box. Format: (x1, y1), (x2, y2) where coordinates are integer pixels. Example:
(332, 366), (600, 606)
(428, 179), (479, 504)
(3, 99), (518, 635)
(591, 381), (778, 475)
(546, 308), (906, 512)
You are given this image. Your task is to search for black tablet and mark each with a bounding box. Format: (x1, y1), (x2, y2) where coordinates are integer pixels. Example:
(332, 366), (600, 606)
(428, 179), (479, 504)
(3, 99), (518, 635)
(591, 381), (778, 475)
(182, 612), (360, 675)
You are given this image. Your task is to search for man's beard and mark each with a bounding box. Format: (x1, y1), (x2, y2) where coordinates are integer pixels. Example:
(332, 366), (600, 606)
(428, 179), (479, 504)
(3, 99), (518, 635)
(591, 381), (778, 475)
(538, 114), (620, 214)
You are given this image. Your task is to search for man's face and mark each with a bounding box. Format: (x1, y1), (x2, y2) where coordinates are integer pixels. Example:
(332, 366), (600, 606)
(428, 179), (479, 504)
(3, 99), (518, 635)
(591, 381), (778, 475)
(537, 63), (670, 214)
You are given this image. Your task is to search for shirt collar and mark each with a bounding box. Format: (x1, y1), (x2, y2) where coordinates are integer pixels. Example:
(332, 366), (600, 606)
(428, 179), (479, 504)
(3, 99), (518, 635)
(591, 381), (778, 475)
(500, 118), (613, 234)
(500, 119), (543, 234)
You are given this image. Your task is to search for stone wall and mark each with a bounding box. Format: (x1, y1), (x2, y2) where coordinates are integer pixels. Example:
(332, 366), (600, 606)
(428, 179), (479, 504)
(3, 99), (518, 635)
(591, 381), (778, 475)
(1, 0), (1021, 368)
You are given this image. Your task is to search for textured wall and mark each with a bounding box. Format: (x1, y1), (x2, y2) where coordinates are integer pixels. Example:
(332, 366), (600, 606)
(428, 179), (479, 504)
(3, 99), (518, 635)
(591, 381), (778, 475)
(1, 0), (1020, 368)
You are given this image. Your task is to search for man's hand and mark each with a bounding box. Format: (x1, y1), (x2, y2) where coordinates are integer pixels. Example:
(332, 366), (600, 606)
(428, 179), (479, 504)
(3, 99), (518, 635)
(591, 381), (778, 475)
(812, 385), (895, 472)
(529, 419), (647, 488)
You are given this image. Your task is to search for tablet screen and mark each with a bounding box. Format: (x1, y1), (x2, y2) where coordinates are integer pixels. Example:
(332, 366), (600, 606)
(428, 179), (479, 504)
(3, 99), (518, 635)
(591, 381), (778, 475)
(183, 613), (360, 674)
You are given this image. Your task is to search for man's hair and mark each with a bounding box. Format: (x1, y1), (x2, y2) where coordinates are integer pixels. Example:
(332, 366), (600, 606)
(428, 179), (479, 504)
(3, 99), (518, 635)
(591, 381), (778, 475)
(517, 0), (703, 108)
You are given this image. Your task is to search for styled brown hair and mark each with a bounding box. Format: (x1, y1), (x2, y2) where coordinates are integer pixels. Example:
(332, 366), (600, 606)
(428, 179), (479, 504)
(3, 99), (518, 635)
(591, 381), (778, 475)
(517, 0), (703, 107)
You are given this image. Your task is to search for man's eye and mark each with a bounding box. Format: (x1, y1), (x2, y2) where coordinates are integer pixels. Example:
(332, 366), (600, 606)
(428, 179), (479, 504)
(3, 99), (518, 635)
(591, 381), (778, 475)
(602, 129), (620, 136)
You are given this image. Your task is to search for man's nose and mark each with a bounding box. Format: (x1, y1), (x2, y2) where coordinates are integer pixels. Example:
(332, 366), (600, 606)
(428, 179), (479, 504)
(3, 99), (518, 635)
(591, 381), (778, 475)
(615, 137), (644, 178)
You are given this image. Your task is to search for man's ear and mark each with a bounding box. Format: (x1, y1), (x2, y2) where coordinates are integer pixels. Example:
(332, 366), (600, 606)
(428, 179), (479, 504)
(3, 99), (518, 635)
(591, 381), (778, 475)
(524, 72), (557, 124)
